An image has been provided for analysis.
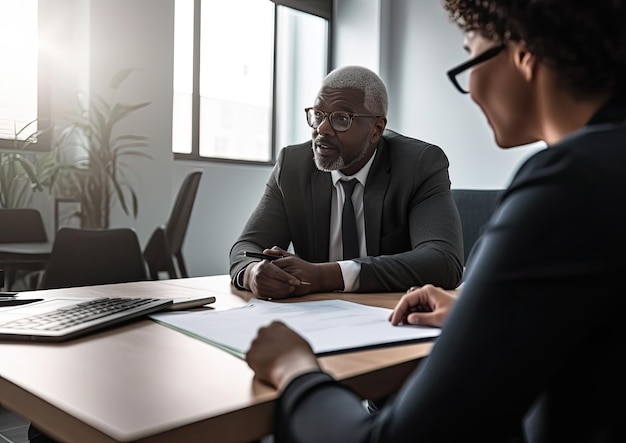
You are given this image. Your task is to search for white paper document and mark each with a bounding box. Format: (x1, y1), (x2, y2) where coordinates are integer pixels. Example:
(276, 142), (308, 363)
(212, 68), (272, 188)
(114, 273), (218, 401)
(150, 299), (441, 359)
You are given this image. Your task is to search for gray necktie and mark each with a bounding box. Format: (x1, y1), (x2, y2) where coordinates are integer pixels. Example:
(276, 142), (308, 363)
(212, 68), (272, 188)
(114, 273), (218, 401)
(340, 179), (359, 260)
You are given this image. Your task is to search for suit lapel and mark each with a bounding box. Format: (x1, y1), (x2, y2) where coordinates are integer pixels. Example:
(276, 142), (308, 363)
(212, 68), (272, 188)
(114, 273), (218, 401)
(363, 139), (391, 256)
(311, 170), (332, 262)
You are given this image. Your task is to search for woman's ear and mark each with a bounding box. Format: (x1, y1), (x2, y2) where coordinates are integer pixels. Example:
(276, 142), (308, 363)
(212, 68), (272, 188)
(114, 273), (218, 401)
(512, 42), (536, 82)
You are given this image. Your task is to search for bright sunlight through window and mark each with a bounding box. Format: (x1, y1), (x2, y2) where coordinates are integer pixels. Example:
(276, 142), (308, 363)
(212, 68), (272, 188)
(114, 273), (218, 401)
(0, 0), (38, 141)
(172, 0), (328, 163)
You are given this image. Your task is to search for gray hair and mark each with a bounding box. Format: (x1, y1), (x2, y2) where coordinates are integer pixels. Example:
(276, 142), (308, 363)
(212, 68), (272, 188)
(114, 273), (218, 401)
(320, 65), (388, 116)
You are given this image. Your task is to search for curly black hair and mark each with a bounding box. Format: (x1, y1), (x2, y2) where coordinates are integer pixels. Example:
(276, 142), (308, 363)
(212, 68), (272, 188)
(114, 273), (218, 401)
(443, 0), (626, 99)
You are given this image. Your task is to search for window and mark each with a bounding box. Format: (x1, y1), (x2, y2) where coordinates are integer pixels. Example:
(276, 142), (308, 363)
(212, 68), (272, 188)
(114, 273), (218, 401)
(172, 0), (330, 164)
(0, 0), (50, 151)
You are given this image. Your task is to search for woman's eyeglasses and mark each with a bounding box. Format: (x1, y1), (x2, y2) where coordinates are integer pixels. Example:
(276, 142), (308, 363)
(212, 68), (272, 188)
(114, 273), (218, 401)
(447, 45), (506, 94)
(305, 107), (380, 132)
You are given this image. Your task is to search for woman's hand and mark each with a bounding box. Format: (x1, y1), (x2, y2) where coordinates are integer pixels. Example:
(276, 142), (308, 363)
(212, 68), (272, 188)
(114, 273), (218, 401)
(246, 321), (320, 390)
(388, 284), (458, 328)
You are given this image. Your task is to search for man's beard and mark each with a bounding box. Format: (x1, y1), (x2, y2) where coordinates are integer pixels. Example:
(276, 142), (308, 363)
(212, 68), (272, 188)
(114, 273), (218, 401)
(312, 138), (370, 172)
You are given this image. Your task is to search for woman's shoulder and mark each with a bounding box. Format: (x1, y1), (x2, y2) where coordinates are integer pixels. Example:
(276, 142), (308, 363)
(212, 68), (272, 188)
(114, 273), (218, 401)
(515, 124), (626, 182)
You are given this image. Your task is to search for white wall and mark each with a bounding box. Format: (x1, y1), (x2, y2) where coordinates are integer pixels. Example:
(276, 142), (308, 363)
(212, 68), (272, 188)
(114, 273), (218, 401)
(42, 0), (545, 279)
(333, 0), (381, 71)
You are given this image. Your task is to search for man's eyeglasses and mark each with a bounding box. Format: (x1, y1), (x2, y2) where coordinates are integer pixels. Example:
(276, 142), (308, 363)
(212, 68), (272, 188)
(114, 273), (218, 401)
(447, 45), (506, 94)
(305, 107), (380, 132)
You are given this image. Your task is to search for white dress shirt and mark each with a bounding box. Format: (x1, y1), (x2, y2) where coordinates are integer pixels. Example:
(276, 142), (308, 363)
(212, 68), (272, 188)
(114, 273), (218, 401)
(329, 150), (376, 291)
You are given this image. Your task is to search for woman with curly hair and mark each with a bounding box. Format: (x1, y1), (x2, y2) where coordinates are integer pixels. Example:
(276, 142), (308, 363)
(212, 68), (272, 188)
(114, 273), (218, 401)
(245, 1), (626, 441)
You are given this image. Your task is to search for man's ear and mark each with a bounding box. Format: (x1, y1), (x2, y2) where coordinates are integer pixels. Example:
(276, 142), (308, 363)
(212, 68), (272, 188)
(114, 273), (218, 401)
(372, 117), (387, 143)
(512, 42), (536, 82)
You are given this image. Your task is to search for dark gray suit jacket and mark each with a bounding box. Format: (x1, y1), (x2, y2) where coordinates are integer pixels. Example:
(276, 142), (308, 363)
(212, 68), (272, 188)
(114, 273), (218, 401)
(229, 129), (463, 292)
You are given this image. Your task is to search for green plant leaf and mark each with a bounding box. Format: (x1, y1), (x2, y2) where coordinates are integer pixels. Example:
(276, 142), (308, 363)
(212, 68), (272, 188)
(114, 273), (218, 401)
(110, 68), (134, 90)
(0, 120), (51, 208)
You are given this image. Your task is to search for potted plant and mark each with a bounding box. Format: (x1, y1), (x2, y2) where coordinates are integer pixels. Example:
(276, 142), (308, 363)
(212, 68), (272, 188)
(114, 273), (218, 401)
(48, 68), (151, 229)
(0, 120), (48, 208)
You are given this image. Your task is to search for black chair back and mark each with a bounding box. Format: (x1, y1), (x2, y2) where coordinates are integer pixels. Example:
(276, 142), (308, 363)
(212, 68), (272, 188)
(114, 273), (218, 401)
(165, 171), (202, 258)
(0, 208), (47, 243)
(452, 189), (504, 263)
(0, 208), (48, 290)
(144, 171), (202, 279)
(42, 227), (148, 289)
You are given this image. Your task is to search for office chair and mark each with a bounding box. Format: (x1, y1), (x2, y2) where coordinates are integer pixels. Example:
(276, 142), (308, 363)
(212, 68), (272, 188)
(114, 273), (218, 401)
(0, 208), (48, 290)
(451, 189), (504, 263)
(41, 227), (148, 289)
(144, 170), (202, 280)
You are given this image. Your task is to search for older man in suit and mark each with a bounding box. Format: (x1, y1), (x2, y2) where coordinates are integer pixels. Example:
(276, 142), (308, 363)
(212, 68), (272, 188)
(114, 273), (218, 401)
(230, 65), (463, 299)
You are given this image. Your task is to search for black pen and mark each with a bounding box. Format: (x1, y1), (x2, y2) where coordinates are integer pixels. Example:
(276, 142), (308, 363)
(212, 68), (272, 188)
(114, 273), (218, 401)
(243, 251), (283, 261)
(0, 299), (43, 306)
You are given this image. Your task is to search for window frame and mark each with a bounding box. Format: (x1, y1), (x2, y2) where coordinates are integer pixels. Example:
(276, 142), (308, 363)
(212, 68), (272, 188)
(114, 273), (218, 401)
(0, 1), (52, 152)
(173, 0), (333, 166)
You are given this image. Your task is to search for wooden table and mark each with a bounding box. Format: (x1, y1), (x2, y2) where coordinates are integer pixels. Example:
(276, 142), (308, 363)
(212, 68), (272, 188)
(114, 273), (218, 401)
(0, 275), (433, 442)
